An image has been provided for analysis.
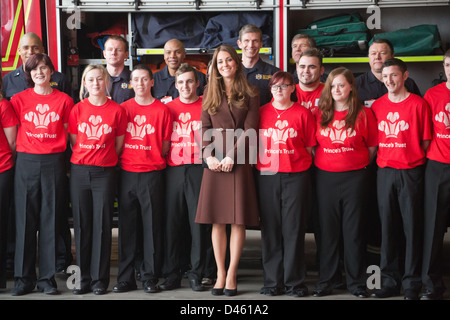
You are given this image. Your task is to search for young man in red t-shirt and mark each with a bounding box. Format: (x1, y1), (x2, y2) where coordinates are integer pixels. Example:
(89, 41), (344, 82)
(113, 64), (172, 294)
(295, 48), (325, 115)
(421, 50), (450, 300)
(371, 58), (432, 300)
(161, 63), (210, 292)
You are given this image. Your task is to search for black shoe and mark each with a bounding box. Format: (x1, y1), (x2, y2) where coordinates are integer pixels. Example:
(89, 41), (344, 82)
(11, 286), (34, 296)
(421, 290), (444, 300)
(288, 286), (309, 297)
(224, 288), (237, 296)
(72, 287), (91, 295)
(143, 279), (160, 293)
(352, 288), (369, 298)
(93, 288), (107, 295)
(211, 287), (224, 296)
(113, 281), (137, 293)
(260, 287), (284, 296)
(187, 273), (205, 292)
(372, 287), (400, 298)
(312, 289), (332, 297)
(159, 277), (181, 291)
(38, 285), (58, 295)
(404, 289), (420, 300)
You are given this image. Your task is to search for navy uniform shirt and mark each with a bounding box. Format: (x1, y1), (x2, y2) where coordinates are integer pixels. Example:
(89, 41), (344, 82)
(244, 58), (280, 106)
(108, 68), (135, 104)
(2, 65), (73, 100)
(152, 65), (206, 103)
(356, 70), (422, 107)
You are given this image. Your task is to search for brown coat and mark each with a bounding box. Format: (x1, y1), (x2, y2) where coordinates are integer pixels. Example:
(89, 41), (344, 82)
(195, 89), (260, 227)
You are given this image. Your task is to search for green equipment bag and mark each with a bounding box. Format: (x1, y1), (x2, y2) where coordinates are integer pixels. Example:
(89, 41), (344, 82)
(370, 24), (442, 56)
(296, 13), (370, 57)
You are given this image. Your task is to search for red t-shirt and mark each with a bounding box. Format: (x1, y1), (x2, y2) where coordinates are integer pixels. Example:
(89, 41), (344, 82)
(166, 97), (202, 166)
(314, 107), (378, 172)
(0, 99), (19, 172)
(296, 83), (324, 114)
(120, 98), (172, 172)
(68, 98), (127, 167)
(11, 88), (73, 154)
(256, 102), (316, 173)
(424, 82), (450, 164)
(371, 93), (432, 169)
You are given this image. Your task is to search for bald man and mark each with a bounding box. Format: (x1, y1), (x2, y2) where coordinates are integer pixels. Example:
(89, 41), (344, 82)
(2, 32), (72, 100)
(152, 39), (206, 103)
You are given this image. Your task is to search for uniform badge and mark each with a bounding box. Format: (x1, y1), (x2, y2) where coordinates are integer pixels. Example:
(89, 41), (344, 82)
(256, 74), (263, 80)
(121, 83), (128, 89)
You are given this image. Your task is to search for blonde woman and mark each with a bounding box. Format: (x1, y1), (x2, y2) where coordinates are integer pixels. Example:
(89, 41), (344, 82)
(68, 64), (127, 295)
(195, 44), (260, 296)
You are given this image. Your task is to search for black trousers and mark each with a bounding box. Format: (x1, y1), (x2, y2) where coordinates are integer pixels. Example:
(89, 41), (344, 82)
(162, 164), (207, 279)
(377, 166), (424, 292)
(0, 167), (13, 288)
(14, 152), (66, 289)
(256, 170), (311, 293)
(315, 168), (368, 293)
(422, 160), (450, 294)
(70, 164), (116, 290)
(117, 169), (164, 283)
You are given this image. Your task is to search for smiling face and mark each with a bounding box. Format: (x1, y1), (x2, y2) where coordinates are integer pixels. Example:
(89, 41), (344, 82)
(130, 69), (154, 97)
(18, 34), (44, 66)
(164, 40), (186, 74)
(382, 65), (408, 94)
(84, 68), (107, 97)
(30, 61), (53, 86)
(270, 81), (295, 105)
(331, 74), (352, 106)
(297, 55), (323, 86)
(217, 50), (238, 80)
(175, 71), (199, 101)
(237, 32), (262, 60)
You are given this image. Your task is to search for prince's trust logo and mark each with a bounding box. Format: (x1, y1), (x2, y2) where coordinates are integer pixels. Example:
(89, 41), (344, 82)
(127, 115), (155, 140)
(378, 112), (409, 138)
(321, 120), (356, 144)
(78, 115), (112, 140)
(24, 104), (60, 129)
(435, 103), (450, 129)
(173, 112), (200, 138)
(264, 120), (297, 145)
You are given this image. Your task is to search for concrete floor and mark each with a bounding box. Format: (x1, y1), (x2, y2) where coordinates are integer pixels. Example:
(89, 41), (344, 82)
(1, 230), (450, 306)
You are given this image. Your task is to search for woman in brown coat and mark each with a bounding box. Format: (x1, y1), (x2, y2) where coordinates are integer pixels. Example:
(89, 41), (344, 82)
(195, 44), (260, 296)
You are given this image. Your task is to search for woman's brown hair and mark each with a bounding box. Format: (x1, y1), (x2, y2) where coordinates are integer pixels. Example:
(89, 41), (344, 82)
(319, 67), (363, 132)
(203, 44), (257, 115)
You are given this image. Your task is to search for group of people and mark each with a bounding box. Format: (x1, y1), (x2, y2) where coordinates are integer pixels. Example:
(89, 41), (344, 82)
(0, 23), (449, 301)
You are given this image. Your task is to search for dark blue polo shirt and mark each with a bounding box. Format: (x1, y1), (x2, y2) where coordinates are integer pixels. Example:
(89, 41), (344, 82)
(152, 65), (206, 103)
(356, 70), (422, 107)
(244, 58), (280, 106)
(2, 65), (73, 100)
(109, 68), (135, 104)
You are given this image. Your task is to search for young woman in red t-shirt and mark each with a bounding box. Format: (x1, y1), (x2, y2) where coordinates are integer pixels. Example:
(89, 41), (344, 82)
(256, 71), (316, 297)
(68, 64), (127, 295)
(312, 67), (377, 298)
(10, 53), (73, 296)
(0, 77), (18, 290)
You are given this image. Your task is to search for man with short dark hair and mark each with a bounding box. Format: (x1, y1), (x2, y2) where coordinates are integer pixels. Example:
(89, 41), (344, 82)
(237, 24), (280, 107)
(371, 58), (431, 300)
(152, 39), (206, 103)
(356, 38), (421, 107)
(2, 32), (72, 100)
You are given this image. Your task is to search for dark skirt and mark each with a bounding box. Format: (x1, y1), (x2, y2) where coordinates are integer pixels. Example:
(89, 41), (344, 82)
(195, 164), (260, 227)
